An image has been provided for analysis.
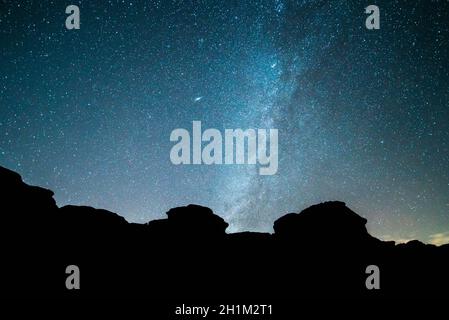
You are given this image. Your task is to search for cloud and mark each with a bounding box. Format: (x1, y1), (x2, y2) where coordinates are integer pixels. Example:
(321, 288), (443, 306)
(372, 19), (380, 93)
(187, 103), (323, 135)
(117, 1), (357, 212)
(428, 232), (449, 246)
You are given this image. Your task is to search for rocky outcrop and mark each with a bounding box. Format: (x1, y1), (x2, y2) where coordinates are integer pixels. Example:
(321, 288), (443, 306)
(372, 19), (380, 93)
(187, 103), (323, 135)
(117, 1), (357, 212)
(0, 165), (448, 299)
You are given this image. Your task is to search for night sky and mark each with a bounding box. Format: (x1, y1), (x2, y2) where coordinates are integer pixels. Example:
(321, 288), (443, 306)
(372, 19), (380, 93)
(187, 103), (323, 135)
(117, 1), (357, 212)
(1, 0), (448, 244)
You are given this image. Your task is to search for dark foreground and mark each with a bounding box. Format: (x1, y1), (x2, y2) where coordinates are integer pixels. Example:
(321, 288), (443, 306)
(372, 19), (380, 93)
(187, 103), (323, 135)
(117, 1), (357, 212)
(1, 165), (448, 300)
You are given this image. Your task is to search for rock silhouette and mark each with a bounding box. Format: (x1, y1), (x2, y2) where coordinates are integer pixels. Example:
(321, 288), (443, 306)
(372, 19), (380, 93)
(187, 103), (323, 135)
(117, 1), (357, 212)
(147, 204), (229, 240)
(0, 165), (448, 299)
(273, 201), (378, 245)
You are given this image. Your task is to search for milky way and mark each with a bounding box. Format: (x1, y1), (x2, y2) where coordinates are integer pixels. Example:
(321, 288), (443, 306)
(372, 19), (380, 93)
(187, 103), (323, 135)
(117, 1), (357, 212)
(1, 0), (448, 244)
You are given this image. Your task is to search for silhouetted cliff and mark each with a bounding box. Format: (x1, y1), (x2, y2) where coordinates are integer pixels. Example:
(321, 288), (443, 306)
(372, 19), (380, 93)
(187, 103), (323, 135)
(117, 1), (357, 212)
(0, 165), (448, 299)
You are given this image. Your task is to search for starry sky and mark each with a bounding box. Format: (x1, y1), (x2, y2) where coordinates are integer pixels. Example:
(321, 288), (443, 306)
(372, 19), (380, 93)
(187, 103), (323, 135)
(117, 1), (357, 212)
(1, 0), (449, 244)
